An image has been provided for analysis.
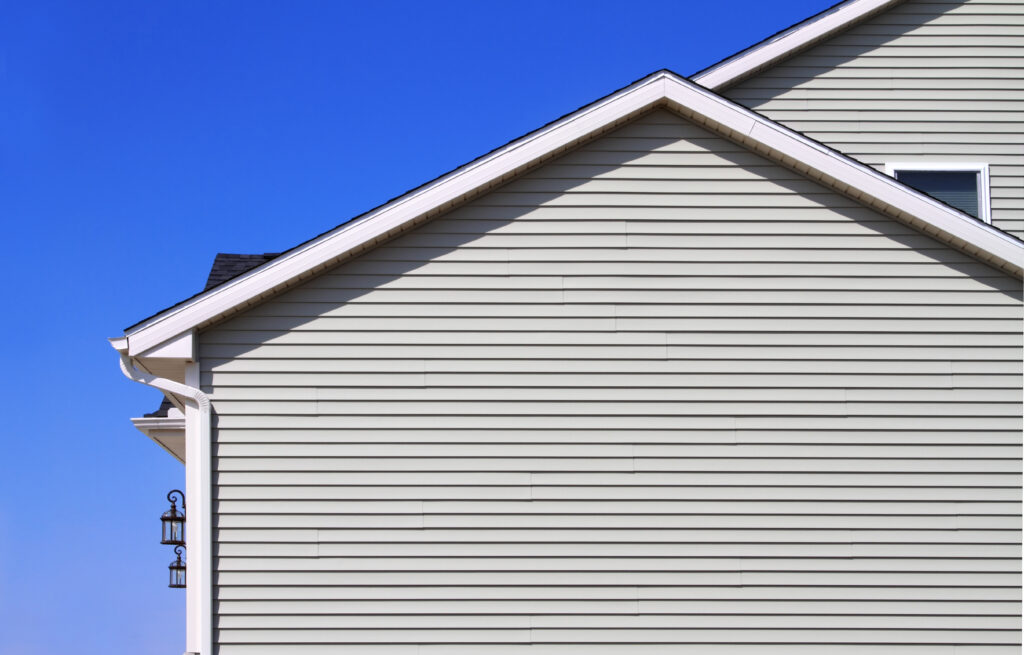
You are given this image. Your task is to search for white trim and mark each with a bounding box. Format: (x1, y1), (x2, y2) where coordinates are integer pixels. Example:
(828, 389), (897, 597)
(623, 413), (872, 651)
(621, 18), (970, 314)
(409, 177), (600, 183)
(131, 416), (185, 431)
(121, 73), (667, 355)
(884, 162), (992, 225)
(135, 330), (195, 359)
(118, 71), (1023, 356)
(130, 415), (186, 463)
(661, 82), (1020, 262)
(692, 0), (903, 91)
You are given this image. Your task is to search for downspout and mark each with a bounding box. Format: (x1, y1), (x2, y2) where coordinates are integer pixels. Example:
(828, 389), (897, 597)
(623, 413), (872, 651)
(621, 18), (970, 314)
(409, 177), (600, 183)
(119, 353), (210, 419)
(118, 352), (211, 655)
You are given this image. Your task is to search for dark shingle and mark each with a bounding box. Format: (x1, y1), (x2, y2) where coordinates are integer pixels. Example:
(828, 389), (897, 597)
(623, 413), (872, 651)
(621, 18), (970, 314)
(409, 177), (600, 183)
(145, 397), (175, 418)
(142, 253), (279, 417)
(204, 253), (280, 291)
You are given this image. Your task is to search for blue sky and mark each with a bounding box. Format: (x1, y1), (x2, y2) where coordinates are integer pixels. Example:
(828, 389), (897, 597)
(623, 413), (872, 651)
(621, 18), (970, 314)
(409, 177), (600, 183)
(1, 1), (836, 652)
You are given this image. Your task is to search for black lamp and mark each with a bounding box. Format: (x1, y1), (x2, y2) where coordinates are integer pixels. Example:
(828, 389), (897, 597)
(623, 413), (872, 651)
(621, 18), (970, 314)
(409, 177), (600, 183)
(168, 546), (186, 588)
(161, 489), (186, 546)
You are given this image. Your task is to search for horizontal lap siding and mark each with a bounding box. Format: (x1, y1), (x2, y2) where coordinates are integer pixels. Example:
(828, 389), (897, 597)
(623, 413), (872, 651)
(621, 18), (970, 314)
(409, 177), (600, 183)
(724, 0), (1024, 239)
(201, 109), (1023, 653)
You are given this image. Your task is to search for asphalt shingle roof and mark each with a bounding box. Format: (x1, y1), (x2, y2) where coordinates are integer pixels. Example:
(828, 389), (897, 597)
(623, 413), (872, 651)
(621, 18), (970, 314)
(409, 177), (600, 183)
(203, 253), (281, 291)
(146, 253), (279, 417)
(145, 398), (175, 418)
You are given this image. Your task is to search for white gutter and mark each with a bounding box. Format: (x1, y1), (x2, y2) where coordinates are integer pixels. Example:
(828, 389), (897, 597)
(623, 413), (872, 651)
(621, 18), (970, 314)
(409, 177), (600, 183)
(117, 352), (211, 655)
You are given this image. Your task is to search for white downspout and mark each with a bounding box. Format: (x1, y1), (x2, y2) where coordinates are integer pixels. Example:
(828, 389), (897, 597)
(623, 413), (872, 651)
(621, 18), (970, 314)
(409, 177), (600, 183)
(118, 353), (212, 655)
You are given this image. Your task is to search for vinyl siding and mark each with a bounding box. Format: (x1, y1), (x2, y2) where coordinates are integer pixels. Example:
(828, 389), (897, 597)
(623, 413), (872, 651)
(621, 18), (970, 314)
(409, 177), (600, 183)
(201, 109), (1023, 654)
(724, 0), (1024, 239)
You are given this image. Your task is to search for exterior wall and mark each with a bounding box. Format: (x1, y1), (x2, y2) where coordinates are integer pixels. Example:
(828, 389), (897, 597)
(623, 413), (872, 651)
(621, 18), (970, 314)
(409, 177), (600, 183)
(201, 109), (1023, 654)
(724, 0), (1024, 239)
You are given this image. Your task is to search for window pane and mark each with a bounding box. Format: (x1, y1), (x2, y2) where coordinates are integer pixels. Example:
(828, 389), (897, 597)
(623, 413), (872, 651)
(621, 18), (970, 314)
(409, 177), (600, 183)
(895, 170), (979, 218)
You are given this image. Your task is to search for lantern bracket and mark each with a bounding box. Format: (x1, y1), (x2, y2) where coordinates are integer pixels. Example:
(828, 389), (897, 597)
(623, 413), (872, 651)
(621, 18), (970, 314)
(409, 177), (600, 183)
(167, 489), (185, 509)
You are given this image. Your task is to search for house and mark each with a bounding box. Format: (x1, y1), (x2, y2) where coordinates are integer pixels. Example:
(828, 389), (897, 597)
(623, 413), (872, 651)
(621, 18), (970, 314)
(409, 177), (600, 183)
(111, 0), (1024, 653)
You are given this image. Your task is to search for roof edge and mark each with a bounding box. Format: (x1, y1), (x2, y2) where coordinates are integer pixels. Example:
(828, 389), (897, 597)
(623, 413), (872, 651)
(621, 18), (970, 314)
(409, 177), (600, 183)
(121, 71), (673, 353)
(122, 70), (679, 335)
(121, 70), (1023, 356)
(692, 0), (904, 91)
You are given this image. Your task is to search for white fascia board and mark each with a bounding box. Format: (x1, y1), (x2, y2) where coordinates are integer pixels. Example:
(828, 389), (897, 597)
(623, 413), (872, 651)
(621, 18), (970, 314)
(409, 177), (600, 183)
(132, 329), (195, 359)
(745, 123), (1020, 269)
(122, 74), (668, 355)
(693, 0), (903, 91)
(122, 71), (1022, 354)
(659, 77), (1022, 273)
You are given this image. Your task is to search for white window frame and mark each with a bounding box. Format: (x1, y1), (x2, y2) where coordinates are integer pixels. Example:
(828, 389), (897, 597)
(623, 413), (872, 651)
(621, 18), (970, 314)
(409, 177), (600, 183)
(884, 162), (991, 225)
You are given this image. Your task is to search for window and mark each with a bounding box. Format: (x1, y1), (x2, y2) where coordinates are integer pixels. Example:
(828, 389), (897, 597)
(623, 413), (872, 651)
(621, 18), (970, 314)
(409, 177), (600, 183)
(885, 163), (991, 224)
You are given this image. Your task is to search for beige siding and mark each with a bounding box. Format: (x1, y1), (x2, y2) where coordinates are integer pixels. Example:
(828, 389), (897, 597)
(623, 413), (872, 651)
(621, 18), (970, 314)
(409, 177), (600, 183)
(724, 0), (1024, 239)
(202, 109), (1023, 654)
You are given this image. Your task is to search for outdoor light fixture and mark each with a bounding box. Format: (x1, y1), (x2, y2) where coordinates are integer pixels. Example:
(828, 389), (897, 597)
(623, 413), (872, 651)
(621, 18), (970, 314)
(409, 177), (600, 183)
(168, 546), (186, 588)
(161, 489), (186, 546)
(160, 490), (186, 589)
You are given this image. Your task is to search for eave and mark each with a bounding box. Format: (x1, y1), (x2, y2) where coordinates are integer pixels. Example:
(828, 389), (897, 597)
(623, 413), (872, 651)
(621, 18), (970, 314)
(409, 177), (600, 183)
(130, 415), (186, 463)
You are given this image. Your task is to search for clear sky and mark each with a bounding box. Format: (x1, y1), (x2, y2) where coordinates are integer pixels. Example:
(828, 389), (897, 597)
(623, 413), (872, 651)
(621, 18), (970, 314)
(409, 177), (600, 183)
(1, 1), (837, 652)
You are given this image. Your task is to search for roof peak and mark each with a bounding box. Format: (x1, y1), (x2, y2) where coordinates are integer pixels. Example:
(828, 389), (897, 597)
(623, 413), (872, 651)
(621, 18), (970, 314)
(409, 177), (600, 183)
(116, 71), (1022, 357)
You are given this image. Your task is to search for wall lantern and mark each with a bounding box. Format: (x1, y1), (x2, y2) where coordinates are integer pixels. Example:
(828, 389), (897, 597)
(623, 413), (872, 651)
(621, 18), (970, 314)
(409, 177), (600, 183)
(168, 546), (186, 588)
(161, 489), (186, 546)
